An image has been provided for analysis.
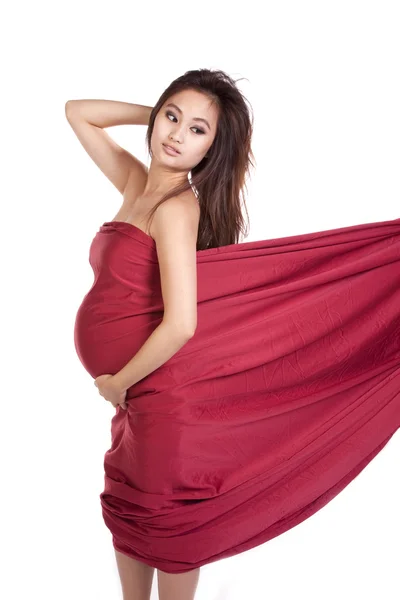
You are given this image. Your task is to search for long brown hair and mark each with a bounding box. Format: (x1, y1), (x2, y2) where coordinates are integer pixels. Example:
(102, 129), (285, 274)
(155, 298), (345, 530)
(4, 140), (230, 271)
(144, 68), (256, 251)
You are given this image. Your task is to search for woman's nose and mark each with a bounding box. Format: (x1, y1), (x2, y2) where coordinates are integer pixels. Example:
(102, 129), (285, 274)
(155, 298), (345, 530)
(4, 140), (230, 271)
(170, 126), (184, 142)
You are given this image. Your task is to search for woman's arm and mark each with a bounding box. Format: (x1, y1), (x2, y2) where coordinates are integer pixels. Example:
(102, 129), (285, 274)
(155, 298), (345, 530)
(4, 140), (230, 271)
(112, 196), (200, 392)
(65, 100), (152, 194)
(65, 99), (153, 128)
(113, 320), (193, 392)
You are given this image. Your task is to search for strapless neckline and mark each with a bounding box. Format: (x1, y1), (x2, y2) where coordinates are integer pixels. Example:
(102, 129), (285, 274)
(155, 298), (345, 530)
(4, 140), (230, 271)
(101, 221), (156, 245)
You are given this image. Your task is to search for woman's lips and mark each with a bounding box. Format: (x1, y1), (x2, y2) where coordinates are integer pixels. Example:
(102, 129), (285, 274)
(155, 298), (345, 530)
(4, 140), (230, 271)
(163, 144), (180, 156)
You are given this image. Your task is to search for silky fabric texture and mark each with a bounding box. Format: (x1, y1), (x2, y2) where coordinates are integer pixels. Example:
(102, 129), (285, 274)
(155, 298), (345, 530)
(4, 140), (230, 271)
(74, 216), (400, 574)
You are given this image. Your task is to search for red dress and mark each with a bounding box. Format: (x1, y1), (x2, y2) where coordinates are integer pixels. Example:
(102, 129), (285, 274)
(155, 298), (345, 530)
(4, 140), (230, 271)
(74, 216), (400, 573)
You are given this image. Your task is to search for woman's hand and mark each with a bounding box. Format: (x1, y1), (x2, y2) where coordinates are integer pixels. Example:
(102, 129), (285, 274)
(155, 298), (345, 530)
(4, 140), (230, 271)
(94, 374), (128, 410)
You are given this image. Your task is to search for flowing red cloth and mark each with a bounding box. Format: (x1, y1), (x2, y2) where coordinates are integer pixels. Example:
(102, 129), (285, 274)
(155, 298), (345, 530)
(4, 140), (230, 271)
(74, 216), (400, 574)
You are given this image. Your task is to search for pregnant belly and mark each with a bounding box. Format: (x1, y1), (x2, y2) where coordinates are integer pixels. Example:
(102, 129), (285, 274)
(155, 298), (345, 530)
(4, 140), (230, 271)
(74, 296), (160, 381)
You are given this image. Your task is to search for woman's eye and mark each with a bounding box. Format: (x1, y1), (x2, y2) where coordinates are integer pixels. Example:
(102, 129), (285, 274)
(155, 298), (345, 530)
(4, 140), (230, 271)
(165, 112), (205, 135)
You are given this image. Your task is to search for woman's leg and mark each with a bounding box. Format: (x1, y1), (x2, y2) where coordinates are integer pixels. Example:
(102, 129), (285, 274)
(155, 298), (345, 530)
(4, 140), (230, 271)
(114, 549), (155, 600)
(157, 567), (200, 600)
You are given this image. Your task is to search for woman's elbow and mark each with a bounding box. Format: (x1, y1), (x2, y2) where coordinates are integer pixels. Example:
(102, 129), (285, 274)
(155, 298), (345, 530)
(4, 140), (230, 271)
(179, 322), (197, 339)
(163, 319), (196, 339)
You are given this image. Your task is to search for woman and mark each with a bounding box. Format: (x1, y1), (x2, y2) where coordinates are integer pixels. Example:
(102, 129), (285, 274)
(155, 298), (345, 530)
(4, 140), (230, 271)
(67, 68), (400, 600)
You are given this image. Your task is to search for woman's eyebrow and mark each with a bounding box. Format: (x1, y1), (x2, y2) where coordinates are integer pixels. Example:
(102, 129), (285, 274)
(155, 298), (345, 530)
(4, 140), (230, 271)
(165, 103), (211, 130)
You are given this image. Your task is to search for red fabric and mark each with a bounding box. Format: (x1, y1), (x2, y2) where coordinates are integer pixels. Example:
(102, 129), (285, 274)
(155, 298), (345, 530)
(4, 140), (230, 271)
(74, 216), (400, 574)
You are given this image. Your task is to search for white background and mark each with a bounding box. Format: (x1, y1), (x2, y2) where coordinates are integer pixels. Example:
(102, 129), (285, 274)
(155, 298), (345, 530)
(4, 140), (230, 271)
(1, 1), (399, 599)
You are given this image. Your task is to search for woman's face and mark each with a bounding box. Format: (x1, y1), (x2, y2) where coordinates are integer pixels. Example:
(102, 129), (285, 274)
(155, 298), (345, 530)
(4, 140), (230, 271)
(152, 88), (219, 171)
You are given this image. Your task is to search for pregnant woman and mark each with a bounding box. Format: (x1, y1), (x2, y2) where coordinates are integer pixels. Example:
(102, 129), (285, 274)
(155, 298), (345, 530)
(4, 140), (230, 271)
(67, 68), (400, 600)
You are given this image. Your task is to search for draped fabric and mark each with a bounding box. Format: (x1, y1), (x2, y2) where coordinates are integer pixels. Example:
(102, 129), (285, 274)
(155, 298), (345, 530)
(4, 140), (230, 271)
(74, 216), (400, 574)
